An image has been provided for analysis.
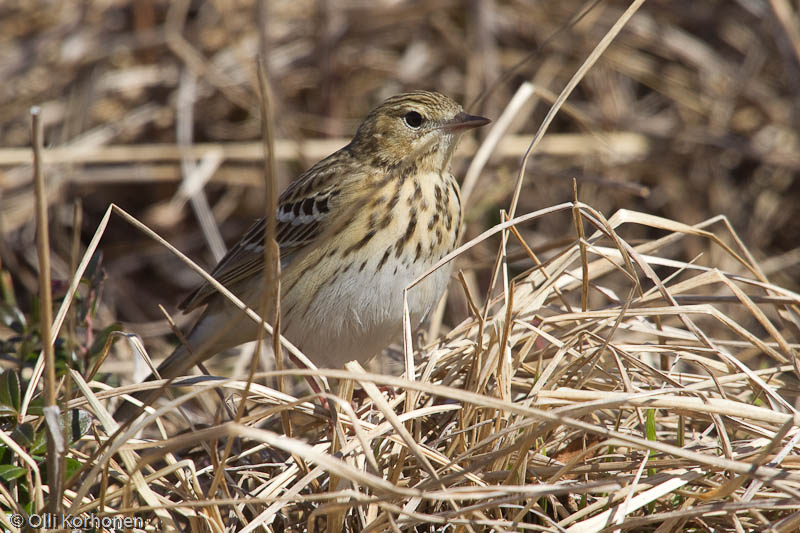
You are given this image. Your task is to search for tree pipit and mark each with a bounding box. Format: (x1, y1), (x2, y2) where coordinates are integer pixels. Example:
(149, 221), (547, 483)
(115, 91), (489, 421)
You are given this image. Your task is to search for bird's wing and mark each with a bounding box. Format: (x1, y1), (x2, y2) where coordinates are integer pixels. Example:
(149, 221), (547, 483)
(178, 149), (349, 312)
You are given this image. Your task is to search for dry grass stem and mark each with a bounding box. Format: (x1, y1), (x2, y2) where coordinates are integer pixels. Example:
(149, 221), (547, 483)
(3, 1), (800, 531)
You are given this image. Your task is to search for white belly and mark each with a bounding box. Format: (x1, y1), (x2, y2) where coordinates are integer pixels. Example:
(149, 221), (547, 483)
(284, 253), (453, 368)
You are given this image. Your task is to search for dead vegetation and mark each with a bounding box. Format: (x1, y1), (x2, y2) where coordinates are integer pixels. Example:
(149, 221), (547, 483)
(2, 0), (800, 531)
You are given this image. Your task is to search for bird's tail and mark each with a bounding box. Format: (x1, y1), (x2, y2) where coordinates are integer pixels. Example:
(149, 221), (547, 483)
(113, 304), (261, 422)
(112, 341), (196, 423)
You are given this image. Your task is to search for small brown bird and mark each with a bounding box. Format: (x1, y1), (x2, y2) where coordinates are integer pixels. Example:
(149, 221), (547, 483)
(115, 91), (489, 420)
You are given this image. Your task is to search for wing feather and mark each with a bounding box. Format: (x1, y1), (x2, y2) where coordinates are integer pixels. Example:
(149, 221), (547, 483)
(179, 149), (349, 311)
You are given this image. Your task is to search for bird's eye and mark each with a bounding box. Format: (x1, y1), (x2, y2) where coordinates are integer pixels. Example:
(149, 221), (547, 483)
(403, 111), (423, 129)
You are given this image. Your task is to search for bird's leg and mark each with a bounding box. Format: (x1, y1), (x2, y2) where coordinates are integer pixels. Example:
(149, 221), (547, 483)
(286, 352), (329, 410)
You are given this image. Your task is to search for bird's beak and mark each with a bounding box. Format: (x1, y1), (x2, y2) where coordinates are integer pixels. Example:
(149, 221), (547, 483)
(440, 112), (491, 132)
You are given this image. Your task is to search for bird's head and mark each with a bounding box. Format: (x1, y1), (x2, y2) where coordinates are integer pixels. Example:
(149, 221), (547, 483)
(348, 91), (490, 173)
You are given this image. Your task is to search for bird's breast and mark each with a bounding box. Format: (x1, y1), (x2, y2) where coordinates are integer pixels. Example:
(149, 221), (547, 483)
(280, 171), (462, 368)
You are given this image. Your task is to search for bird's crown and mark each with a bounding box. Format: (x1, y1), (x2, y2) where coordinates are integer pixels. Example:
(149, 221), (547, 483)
(348, 91), (489, 172)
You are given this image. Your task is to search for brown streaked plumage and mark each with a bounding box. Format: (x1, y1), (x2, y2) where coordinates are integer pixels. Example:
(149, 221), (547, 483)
(115, 90), (490, 421)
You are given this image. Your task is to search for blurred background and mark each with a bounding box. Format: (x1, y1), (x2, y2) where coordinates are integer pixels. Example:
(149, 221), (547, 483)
(1, 0), (799, 374)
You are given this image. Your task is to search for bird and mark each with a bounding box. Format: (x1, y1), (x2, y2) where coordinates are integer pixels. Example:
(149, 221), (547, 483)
(114, 90), (490, 421)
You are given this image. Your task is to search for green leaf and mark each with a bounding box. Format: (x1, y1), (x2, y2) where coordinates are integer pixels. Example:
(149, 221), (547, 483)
(645, 408), (658, 482)
(645, 408), (657, 443)
(10, 423), (36, 449)
(0, 464), (26, 482)
(25, 398), (44, 417)
(64, 457), (82, 480)
(0, 369), (21, 413)
(29, 426), (48, 456)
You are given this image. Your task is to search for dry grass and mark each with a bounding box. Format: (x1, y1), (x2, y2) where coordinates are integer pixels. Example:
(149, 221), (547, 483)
(2, 0), (800, 531)
(40, 198), (800, 531)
